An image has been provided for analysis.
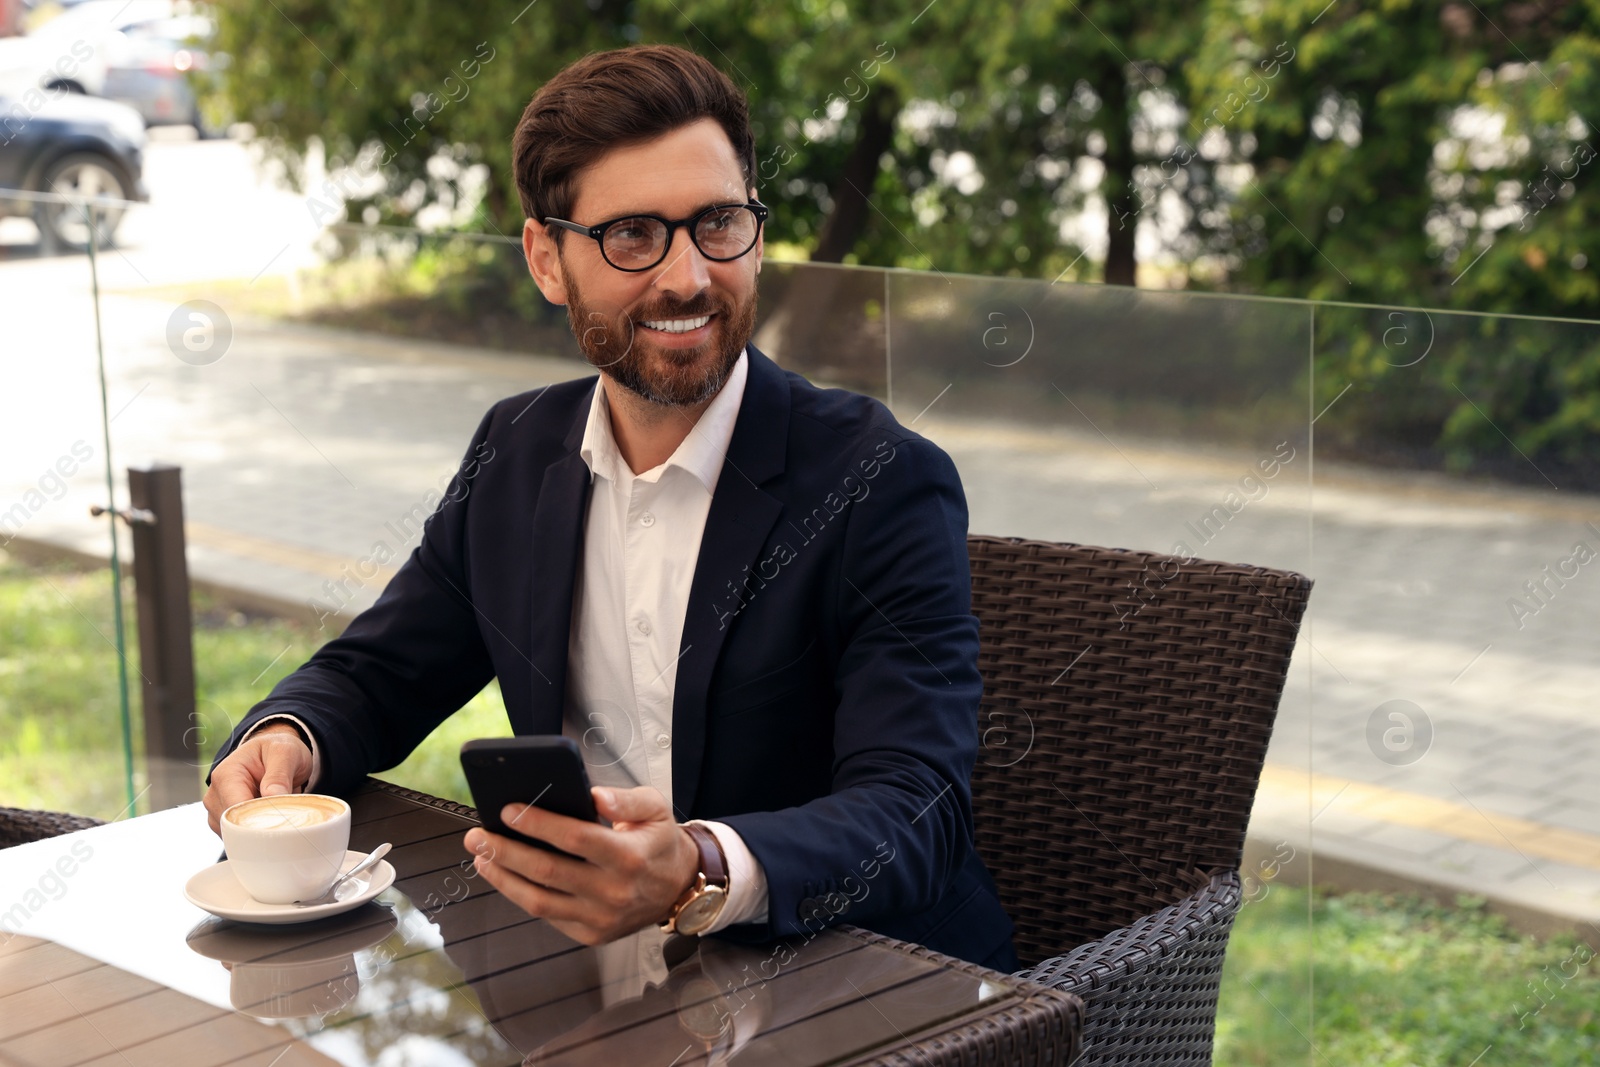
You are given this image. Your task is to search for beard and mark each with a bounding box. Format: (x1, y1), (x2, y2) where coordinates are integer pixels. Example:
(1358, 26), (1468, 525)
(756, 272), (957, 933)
(560, 258), (758, 408)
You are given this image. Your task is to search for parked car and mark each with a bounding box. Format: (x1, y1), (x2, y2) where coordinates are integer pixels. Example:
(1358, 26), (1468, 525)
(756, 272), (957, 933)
(0, 88), (146, 249)
(0, 24), (107, 97)
(102, 12), (222, 134)
(0, 1), (177, 99)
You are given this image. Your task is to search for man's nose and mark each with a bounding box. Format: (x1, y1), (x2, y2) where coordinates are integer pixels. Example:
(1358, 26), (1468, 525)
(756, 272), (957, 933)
(649, 227), (712, 298)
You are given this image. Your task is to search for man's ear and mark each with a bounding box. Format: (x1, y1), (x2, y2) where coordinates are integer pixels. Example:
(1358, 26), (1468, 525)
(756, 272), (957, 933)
(523, 218), (568, 305)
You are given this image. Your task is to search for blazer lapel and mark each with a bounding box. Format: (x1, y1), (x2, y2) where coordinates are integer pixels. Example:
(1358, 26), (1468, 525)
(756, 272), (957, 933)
(672, 345), (790, 817)
(523, 384), (595, 736)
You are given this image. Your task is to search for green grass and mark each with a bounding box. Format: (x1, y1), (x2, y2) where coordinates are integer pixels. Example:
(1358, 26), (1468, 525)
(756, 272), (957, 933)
(1218, 886), (1600, 1065)
(0, 550), (506, 819)
(6, 552), (1600, 1060)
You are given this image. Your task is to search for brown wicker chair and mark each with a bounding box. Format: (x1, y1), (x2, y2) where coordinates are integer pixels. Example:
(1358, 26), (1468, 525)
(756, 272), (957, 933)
(0, 807), (104, 848)
(966, 535), (1311, 1066)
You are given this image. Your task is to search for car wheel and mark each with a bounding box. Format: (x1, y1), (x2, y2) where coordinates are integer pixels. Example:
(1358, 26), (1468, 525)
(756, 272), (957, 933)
(35, 154), (130, 252)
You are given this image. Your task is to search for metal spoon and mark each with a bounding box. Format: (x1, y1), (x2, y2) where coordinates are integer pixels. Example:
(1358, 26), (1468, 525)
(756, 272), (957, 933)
(294, 842), (391, 907)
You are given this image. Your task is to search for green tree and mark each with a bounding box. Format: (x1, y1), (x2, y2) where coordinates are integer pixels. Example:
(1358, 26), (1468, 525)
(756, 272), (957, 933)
(210, 0), (623, 236)
(1184, 0), (1600, 481)
(829, 0), (1213, 286)
(1182, 0), (1598, 315)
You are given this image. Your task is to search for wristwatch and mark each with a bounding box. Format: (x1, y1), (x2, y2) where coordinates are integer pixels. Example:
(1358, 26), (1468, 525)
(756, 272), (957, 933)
(674, 973), (734, 1047)
(660, 823), (729, 936)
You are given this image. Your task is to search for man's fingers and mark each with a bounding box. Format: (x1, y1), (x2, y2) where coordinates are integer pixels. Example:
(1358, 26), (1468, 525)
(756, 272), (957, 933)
(504, 802), (536, 832)
(212, 779), (256, 814)
(470, 827), (599, 897)
(466, 792), (687, 945)
(592, 785), (670, 826)
(211, 765), (261, 814)
(202, 730), (311, 837)
(257, 737), (310, 797)
(499, 804), (600, 858)
(204, 792), (226, 835)
(204, 764), (260, 836)
(471, 848), (599, 933)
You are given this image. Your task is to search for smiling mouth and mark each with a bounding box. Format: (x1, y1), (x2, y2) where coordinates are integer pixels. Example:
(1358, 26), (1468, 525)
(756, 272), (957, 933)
(639, 313), (715, 334)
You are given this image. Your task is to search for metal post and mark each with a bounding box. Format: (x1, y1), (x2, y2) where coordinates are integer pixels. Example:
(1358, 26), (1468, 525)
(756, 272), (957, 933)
(126, 464), (199, 809)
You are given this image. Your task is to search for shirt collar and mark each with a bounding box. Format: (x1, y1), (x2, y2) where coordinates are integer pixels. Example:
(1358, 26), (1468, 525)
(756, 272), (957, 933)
(579, 347), (748, 495)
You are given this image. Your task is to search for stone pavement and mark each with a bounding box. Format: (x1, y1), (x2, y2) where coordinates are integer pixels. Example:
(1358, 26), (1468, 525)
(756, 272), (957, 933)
(938, 418), (1600, 936)
(4, 278), (1599, 939)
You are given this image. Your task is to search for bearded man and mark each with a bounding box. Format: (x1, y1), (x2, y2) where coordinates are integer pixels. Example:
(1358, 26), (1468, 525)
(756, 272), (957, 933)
(206, 43), (1016, 973)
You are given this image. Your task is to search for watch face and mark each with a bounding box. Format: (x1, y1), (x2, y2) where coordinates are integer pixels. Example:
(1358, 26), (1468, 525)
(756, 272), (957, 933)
(675, 886), (727, 936)
(677, 977), (732, 1041)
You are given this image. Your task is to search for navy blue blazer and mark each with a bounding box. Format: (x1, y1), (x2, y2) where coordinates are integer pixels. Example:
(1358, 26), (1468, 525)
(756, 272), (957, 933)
(214, 343), (1017, 970)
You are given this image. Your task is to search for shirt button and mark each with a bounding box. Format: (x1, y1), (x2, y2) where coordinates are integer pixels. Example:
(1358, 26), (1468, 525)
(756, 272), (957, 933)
(656, 733), (671, 749)
(640, 511), (656, 527)
(636, 618), (652, 635)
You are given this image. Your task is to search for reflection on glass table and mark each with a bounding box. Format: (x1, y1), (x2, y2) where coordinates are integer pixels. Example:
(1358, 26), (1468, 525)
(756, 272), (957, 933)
(0, 780), (1082, 1066)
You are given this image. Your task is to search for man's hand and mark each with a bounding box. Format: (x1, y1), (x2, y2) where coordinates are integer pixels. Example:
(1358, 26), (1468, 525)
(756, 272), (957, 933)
(463, 786), (700, 946)
(203, 723), (314, 835)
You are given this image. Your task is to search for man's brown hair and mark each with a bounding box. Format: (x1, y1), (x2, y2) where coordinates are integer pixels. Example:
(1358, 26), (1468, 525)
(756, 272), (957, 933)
(512, 45), (758, 245)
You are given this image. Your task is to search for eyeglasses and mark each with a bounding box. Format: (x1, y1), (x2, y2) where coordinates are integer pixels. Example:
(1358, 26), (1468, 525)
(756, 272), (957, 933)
(544, 200), (769, 272)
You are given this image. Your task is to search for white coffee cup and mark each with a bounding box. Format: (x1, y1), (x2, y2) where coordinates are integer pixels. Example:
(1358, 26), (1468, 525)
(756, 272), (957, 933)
(220, 793), (352, 904)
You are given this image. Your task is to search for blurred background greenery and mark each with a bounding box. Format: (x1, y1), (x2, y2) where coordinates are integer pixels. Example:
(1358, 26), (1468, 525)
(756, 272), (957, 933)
(208, 0), (1600, 484)
(0, 551), (506, 819)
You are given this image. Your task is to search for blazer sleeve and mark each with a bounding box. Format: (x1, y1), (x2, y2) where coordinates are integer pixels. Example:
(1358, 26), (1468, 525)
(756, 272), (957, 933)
(717, 435), (983, 939)
(207, 409), (500, 798)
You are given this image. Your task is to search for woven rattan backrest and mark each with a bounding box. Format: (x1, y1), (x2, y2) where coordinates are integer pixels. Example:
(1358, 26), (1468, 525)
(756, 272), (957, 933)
(966, 535), (1311, 967)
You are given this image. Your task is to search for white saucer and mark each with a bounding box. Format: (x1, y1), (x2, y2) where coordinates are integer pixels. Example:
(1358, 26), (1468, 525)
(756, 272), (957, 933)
(184, 850), (396, 925)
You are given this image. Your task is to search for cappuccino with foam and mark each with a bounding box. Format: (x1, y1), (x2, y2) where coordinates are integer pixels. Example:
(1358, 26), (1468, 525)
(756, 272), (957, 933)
(220, 793), (352, 904)
(224, 794), (345, 831)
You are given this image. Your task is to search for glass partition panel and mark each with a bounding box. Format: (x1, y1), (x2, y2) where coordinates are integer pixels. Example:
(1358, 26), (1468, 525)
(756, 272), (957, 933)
(1, 188), (140, 822)
(881, 273), (1310, 559)
(1305, 303), (1600, 1058)
(877, 266), (1316, 1057)
(41, 191), (582, 808)
(754, 258), (890, 397)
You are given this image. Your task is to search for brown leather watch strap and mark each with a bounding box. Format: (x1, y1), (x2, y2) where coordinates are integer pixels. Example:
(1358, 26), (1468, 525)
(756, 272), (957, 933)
(682, 823), (728, 889)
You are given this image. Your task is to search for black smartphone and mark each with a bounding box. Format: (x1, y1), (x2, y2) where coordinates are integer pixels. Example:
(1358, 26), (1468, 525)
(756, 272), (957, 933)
(460, 737), (601, 857)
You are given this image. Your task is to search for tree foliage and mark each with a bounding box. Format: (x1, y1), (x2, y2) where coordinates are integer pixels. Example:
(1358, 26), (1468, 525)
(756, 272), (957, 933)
(210, 0), (1178, 283)
(1186, 0), (1600, 476)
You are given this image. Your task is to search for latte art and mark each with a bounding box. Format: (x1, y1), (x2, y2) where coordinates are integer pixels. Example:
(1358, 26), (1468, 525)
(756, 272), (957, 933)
(225, 795), (344, 831)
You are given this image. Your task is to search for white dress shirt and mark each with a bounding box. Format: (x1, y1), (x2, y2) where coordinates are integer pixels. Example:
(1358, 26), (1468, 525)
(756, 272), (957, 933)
(249, 348), (770, 934)
(562, 348), (768, 931)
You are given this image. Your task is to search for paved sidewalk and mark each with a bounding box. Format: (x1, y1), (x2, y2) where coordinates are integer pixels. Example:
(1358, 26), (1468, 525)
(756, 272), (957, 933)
(5, 284), (1599, 938)
(932, 417), (1600, 935)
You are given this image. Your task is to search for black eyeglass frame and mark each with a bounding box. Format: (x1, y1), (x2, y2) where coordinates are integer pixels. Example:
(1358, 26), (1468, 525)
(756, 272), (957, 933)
(543, 199), (770, 272)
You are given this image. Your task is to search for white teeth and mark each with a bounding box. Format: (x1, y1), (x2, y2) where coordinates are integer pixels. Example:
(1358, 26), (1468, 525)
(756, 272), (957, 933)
(642, 314), (712, 333)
